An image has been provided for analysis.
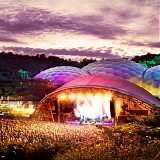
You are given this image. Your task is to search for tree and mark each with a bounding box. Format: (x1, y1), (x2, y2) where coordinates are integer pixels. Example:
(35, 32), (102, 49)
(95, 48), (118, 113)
(18, 69), (29, 79)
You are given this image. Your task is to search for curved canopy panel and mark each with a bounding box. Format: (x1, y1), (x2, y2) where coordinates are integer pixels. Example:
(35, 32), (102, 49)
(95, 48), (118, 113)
(35, 66), (89, 86)
(53, 75), (160, 108)
(82, 59), (146, 85)
(142, 65), (160, 98)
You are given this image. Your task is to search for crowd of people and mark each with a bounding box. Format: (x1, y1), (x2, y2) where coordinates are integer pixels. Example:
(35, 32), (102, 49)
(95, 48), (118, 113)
(0, 117), (103, 159)
(0, 118), (101, 144)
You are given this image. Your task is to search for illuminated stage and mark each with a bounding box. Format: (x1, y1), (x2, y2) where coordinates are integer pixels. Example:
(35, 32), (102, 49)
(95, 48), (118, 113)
(59, 92), (112, 121)
(33, 75), (160, 124)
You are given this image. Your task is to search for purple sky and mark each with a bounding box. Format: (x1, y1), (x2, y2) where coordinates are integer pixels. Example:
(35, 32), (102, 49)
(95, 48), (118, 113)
(0, 0), (159, 60)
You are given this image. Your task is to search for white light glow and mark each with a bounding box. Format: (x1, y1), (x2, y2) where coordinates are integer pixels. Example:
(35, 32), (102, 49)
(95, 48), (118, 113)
(69, 93), (75, 99)
(74, 92), (112, 121)
(77, 93), (84, 100)
(59, 93), (66, 100)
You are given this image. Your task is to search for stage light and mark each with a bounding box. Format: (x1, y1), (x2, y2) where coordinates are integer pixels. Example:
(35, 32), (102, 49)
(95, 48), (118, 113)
(69, 93), (75, 99)
(86, 93), (92, 99)
(94, 93), (102, 99)
(59, 93), (66, 100)
(77, 93), (84, 99)
(104, 93), (112, 100)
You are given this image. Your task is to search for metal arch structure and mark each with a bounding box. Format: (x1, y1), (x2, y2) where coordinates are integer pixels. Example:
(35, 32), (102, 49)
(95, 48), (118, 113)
(54, 76), (160, 107)
(33, 75), (160, 121)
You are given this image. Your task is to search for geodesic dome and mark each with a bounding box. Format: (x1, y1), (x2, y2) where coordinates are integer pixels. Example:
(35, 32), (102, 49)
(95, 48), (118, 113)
(35, 66), (89, 86)
(33, 60), (160, 121)
(34, 59), (160, 98)
(82, 59), (146, 85)
(142, 65), (160, 98)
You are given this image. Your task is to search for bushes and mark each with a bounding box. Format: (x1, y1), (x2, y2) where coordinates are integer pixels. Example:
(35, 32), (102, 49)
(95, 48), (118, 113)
(56, 135), (160, 160)
(24, 142), (70, 160)
(0, 142), (70, 160)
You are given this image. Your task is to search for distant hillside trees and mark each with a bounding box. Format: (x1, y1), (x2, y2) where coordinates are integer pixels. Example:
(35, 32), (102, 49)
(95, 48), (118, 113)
(0, 79), (55, 101)
(0, 51), (159, 80)
(132, 53), (160, 68)
(0, 51), (96, 79)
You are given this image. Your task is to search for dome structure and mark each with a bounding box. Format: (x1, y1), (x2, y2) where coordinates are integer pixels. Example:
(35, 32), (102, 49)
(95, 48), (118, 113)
(34, 59), (159, 98)
(82, 59), (146, 85)
(142, 65), (160, 98)
(35, 66), (89, 86)
(33, 60), (160, 122)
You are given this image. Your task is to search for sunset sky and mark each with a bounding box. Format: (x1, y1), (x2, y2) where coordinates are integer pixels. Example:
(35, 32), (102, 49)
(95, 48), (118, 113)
(0, 0), (159, 60)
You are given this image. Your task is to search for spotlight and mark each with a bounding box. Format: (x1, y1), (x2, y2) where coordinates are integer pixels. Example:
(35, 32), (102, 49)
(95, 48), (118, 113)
(77, 93), (84, 99)
(86, 93), (92, 99)
(105, 93), (112, 100)
(69, 93), (75, 99)
(59, 93), (66, 100)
